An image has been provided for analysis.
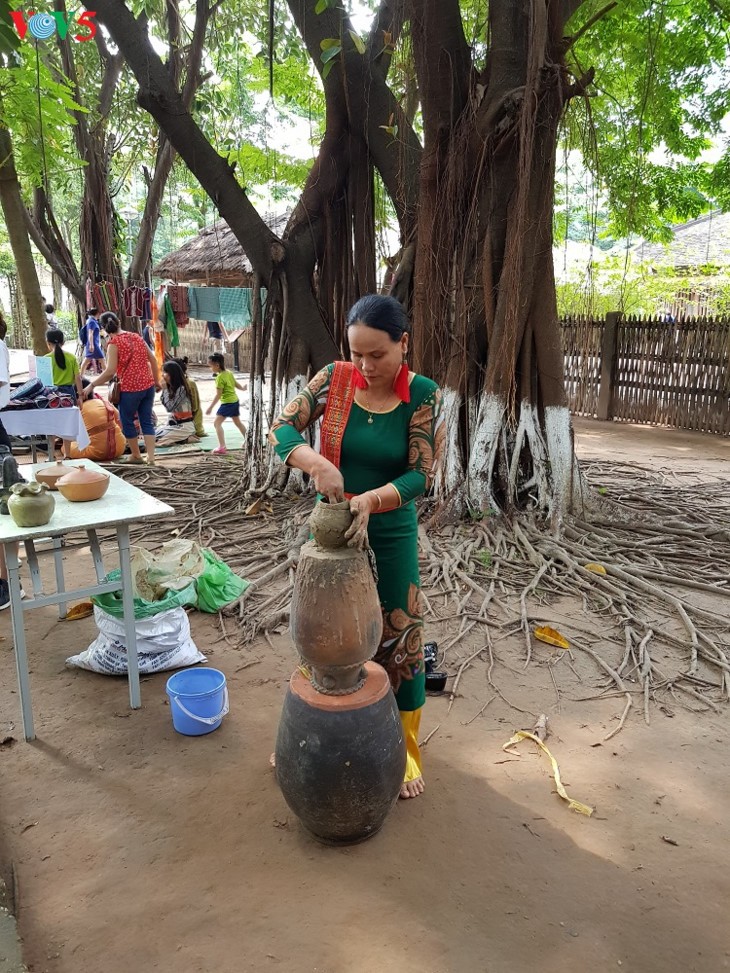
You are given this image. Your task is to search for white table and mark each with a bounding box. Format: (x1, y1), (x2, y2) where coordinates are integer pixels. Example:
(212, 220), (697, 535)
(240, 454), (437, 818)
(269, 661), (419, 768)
(0, 461), (173, 741)
(0, 407), (91, 452)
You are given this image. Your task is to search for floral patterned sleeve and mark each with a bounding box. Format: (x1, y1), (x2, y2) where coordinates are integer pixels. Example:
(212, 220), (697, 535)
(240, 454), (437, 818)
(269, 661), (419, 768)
(268, 365), (333, 463)
(390, 386), (445, 505)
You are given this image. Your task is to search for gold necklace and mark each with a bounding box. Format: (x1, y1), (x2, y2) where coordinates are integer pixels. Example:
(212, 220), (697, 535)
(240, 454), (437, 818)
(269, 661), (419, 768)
(363, 390), (391, 424)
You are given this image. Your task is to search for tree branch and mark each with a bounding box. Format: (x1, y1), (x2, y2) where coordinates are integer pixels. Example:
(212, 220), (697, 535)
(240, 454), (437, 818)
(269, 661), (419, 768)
(93, 0), (280, 280)
(367, 0), (407, 81)
(562, 0), (588, 26)
(25, 196), (84, 302)
(287, 0), (421, 239)
(565, 1), (617, 50)
(407, 0), (471, 143)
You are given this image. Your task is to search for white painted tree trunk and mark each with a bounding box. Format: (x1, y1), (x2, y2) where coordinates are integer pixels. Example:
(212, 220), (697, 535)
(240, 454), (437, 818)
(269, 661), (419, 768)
(458, 394), (577, 520)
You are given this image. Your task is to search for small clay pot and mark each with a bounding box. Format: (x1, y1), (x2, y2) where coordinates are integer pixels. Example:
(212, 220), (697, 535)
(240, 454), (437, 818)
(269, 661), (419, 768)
(56, 464), (110, 502)
(35, 460), (72, 491)
(309, 499), (353, 550)
(8, 481), (55, 528)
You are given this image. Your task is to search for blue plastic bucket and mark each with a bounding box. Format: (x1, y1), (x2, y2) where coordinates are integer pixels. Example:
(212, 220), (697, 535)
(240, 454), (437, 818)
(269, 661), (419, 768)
(166, 667), (229, 736)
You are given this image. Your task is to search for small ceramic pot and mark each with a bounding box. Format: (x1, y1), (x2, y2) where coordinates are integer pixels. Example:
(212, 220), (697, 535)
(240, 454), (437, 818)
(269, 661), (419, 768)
(310, 500), (353, 550)
(35, 460), (72, 491)
(56, 465), (110, 502)
(8, 481), (55, 528)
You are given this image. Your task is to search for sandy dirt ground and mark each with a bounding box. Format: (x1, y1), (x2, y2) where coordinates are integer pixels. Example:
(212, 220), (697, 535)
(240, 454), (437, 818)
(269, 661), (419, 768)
(0, 416), (729, 973)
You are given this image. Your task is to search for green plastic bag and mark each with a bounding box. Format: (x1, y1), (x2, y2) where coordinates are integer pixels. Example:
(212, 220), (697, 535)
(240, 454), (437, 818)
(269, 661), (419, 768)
(92, 570), (198, 620)
(196, 549), (249, 613)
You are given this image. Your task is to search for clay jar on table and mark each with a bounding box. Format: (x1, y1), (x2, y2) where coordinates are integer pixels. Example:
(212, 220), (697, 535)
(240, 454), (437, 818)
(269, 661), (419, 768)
(290, 500), (383, 693)
(35, 460), (72, 491)
(8, 481), (54, 528)
(56, 465), (110, 503)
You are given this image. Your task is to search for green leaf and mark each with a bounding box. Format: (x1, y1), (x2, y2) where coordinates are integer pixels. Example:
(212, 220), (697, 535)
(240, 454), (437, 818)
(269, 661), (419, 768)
(320, 44), (341, 64)
(314, 0), (328, 13)
(320, 37), (340, 51)
(348, 30), (365, 55)
(322, 59), (335, 79)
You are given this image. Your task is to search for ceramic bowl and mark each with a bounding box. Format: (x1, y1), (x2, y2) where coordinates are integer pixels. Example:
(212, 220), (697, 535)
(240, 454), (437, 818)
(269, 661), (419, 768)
(56, 465), (110, 502)
(35, 460), (73, 491)
(425, 671), (448, 693)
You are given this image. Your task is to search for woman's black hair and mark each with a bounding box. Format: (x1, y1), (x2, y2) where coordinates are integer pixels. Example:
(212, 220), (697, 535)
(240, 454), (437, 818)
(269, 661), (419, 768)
(99, 311), (119, 333)
(87, 307), (98, 317)
(46, 328), (66, 370)
(163, 360), (185, 393)
(45, 303), (55, 315)
(174, 356), (189, 374)
(208, 353), (226, 370)
(346, 294), (410, 341)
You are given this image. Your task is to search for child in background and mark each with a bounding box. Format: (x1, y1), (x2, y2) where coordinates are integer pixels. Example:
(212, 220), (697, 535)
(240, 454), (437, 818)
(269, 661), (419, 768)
(80, 307), (105, 377)
(205, 353), (247, 455)
(46, 328), (83, 404)
(175, 357), (205, 438)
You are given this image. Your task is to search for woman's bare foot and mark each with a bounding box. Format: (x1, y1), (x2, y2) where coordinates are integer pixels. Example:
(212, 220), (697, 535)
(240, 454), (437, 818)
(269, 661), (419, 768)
(399, 776), (425, 799)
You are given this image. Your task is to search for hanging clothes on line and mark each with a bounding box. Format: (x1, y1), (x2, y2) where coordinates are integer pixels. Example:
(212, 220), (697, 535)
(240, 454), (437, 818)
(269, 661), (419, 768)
(219, 288), (251, 329)
(123, 286), (145, 319)
(163, 294), (180, 349)
(142, 287), (152, 321)
(167, 285), (190, 328)
(188, 286), (221, 322)
(93, 281), (118, 314)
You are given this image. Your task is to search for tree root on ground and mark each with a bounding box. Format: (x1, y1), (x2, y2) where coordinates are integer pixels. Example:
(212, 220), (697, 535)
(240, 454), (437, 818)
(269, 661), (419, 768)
(111, 458), (729, 736)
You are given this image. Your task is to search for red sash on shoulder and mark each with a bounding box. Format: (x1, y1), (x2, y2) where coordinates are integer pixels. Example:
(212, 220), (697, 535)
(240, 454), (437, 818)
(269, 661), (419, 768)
(320, 362), (357, 470)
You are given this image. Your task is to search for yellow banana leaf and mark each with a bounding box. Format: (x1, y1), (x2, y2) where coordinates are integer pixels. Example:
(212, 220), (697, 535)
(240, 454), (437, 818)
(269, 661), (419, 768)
(534, 625), (569, 649)
(65, 602), (94, 621)
(584, 562), (607, 575)
(503, 730), (594, 816)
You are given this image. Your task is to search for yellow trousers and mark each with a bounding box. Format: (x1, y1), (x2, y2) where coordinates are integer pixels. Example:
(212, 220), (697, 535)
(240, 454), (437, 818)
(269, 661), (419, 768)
(399, 707), (423, 782)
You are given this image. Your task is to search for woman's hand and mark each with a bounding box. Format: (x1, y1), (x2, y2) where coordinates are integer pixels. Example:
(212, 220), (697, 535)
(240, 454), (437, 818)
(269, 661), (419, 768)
(345, 493), (374, 550)
(82, 385), (95, 401)
(311, 458), (344, 503)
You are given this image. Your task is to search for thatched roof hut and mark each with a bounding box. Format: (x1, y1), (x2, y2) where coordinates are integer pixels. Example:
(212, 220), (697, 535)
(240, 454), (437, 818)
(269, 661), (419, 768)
(153, 214), (288, 285)
(633, 211), (730, 270)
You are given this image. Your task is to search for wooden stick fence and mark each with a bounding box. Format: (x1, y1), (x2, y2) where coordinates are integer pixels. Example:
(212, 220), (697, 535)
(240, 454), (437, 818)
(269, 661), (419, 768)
(561, 314), (729, 435)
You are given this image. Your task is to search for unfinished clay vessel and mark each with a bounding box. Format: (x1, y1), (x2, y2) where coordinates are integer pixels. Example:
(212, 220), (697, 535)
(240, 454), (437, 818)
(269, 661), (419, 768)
(291, 503), (382, 694)
(56, 464), (110, 502)
(35, 460), (72, 491)
(8, 481), (54, 528)
(309, 499), (352, 549)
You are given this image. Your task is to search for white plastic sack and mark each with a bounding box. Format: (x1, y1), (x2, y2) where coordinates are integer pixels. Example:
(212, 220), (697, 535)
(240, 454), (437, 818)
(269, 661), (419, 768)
(66, 606), (206, 676)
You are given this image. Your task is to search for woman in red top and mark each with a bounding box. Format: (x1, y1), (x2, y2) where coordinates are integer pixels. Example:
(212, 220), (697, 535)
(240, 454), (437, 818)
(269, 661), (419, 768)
(84, 312), (161, 465)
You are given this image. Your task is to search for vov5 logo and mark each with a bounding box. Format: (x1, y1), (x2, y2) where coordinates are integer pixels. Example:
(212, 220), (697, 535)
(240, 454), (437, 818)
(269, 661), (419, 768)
(10, 9), (97, 41)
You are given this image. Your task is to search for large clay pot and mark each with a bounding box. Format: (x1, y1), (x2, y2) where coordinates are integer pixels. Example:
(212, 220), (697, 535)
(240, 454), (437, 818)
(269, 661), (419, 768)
(275, 662), (406, 844)
(56, 464), (110, 502)
(8, 481), (54, 528)
(290, 539), (383, 693)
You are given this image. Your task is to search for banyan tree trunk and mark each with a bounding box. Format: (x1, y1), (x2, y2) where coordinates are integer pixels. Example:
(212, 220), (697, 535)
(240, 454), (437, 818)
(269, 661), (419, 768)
(410, 0), (581, 522)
